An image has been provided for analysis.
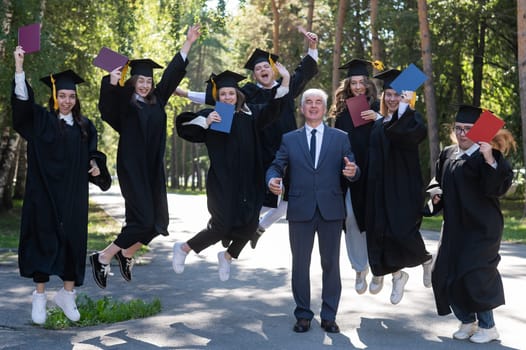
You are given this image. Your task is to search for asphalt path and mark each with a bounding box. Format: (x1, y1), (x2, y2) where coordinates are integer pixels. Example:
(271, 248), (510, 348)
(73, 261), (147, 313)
(0, 185), (524, 349)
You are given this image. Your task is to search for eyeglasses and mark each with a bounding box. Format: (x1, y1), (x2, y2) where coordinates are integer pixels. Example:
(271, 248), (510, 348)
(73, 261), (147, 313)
(454, 126), (472, 135)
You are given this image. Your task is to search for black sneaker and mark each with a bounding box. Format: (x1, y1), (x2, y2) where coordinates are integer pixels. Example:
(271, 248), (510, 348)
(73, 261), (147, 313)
(250, 227), (265, 249)
(89, 253), (110, 289)
(115, 250), (133, 282)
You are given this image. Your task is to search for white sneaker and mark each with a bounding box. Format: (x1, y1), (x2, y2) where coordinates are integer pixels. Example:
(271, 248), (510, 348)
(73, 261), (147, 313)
(172, 242), (188, 274)
(390, 271), (409, 304)
(31, 291), (47, 325)
(470, 326), (499, 343)
(217, 251), (231, 281)
(53, 288), (80, 322)
(369, 275), (384, 295)
(453, 321), (477, 340)
(422, 256), (433, 288)
(355, 267), (368, 294)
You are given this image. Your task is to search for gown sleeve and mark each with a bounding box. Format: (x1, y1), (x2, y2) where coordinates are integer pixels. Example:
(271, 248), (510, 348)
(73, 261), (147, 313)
(155, 52), (188, 106)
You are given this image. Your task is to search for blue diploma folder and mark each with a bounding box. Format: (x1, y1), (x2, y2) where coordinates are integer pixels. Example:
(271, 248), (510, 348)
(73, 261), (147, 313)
(390, 63), (428, 93)
(210, 102), (235, 133)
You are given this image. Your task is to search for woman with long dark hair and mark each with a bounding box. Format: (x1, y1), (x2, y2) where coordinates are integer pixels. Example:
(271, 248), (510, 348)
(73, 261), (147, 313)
(90, 25), (200, 289)
(12, 46), (105, 324)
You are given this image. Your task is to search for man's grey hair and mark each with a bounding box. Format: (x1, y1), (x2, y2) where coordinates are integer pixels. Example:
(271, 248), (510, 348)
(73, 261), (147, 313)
(300, 88), (328, 108)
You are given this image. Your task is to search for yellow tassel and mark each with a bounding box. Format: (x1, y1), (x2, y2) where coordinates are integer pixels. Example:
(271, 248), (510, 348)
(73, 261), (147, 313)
(372, 60), (384, 71)
(409, 92), (416, 109)
(269, 53), (278, 77)
(119, 61), (129, 87)
(211, 77), (217, 101)
(50, 74), (58, 111)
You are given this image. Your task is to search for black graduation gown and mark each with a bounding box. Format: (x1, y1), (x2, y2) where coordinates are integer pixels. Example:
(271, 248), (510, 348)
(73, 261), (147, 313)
(12, 83), (98, 287)
(243, 55), (318, 207)
(365, 108), (431, 276)
(98, 53), (188, 245)
(176, 100), (283, 239)
(334, 100), (379, 231)
(430, 145), (512, 315)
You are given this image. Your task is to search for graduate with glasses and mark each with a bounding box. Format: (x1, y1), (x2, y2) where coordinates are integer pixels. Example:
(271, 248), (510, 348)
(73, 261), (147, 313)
(425, 105), (514, 343)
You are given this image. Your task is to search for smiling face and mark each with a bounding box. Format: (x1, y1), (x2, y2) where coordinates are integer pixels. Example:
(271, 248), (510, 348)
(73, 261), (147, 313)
(349, 75), (367, 96)
(56, 89), (76, 115)
(301, 91), (327, 126)
(383, 88), (401, 114)
(253, 61), (275, 88)
(218, 87), (237, 105)
(134, 75), (153, 97)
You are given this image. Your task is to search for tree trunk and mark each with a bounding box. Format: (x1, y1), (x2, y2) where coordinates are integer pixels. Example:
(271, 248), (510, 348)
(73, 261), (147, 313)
(0, 127), (20, 212)
(270, 0), (281, 53)
(517, 0), (526, 217)
(370, 0), (381, 74)
(472, 5), (487, 107)
(169, 129), (177, 189)
(0, 0), (13, 59)
(332, 0), (347, 98)
(417, 0), (440, 178)
(191, 143), (198, 191)
(181, 140), (187, 189)
(13, 139), (27, 199)
(304, 0), (315, 52)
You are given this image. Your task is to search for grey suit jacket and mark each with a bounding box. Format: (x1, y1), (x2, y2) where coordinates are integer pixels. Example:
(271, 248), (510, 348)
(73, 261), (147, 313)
(266, 124), (359, 222)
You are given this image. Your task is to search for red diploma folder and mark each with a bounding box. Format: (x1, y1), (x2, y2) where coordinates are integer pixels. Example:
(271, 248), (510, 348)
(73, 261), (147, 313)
(465, 110), (505, 143)
(345, 94), (372, 127)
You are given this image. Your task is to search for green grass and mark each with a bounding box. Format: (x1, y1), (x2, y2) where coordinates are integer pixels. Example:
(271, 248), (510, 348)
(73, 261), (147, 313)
(421, 198), (526, 243)
(42, 294), (161, 329)
(0, 199), (23, 248)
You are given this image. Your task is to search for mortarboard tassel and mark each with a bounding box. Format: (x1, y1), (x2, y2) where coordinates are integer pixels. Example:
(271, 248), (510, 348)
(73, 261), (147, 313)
(268, 53), (278, 77)
(211, 77), (217, 101)
(119, 61), (129, 87)
(119, 61), (130, 86)
(372, 60), (384, 71)
(50, 74), (58, 111)
(409, 92), (416, 109)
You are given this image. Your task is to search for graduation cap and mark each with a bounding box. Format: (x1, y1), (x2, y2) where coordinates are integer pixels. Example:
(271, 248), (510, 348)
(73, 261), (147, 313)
(207, 70), (246, 101)
(40, 70), (85, 110)
(244, 48), (279, 71)
(129, 58), (163, 77)
(40, 69), (84, 91)
(339, 58), (384, 77)
(373, 69), (401, 90)
(455, 104), (482, 124)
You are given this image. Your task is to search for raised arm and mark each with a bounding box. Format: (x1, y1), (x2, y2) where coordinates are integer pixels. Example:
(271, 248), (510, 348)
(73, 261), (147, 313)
(156, 24), (201, 103)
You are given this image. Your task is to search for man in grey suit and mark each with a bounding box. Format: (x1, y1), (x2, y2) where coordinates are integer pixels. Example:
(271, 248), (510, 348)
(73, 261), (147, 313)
(266, 88), (359, 333)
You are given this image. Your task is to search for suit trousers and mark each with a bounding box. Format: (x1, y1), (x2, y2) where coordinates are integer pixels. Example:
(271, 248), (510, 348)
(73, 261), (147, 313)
(289, 207), (342, 321)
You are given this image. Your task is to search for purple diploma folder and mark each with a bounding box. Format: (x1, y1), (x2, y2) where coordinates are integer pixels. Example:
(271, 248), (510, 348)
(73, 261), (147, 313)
(18, 23), (40, 54)
(93, 47), (129, 72)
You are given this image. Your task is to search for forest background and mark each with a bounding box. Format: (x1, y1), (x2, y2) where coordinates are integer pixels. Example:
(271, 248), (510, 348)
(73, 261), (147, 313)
(0, 0), (525, 217)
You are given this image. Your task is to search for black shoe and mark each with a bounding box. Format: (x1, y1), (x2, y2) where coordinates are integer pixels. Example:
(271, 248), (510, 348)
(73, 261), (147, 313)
(250, 228), (265, 249)
(320, 319), (340, 333)
(221, 239), (231, 248)
(115, 250), (133, 282)
(293, 318), (311, 333)
(90, 253), (110, 289)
